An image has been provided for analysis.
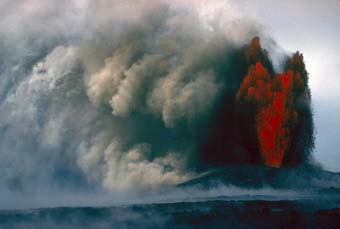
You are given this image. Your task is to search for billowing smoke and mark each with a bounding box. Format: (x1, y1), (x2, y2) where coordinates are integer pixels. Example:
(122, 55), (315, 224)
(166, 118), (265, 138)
(0, 0), (313, 202)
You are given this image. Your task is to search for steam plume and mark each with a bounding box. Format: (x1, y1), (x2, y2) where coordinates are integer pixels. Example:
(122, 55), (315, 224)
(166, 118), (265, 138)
(0, 0), (314, 204)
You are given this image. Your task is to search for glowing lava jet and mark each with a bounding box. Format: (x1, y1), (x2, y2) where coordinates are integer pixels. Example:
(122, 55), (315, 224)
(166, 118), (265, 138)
(236, 37), (310, 167)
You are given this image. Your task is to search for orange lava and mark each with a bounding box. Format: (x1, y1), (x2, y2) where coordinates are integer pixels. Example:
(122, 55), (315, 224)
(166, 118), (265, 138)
(237, 62), (303, 167)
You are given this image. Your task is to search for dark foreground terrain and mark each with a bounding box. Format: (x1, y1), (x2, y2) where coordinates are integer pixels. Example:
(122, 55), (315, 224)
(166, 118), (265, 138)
(1, 197), (340, 229)
(2, 166), (340, 228)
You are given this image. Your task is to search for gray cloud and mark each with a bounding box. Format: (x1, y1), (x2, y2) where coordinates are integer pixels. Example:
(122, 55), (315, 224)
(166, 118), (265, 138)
(0, 0), (265, 205)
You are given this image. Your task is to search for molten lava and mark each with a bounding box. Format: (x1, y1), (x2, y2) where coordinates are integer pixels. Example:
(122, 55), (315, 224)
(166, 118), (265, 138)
(200, 36), (313, 168)
(236, 40), (306, 167)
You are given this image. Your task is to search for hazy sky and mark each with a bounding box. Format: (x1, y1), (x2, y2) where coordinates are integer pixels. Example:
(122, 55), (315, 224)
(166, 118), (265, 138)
(238, 0), (340, 171)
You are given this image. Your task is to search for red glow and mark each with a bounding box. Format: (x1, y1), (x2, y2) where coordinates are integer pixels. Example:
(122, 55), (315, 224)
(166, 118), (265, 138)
(237, 63), (300, 167)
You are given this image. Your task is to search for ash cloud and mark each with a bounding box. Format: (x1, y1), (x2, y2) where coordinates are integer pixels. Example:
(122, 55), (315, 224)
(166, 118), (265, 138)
(0, 0), (313, 208)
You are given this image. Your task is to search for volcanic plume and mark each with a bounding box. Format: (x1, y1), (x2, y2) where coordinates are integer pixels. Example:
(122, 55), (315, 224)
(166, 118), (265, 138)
(0, 0), (317, 198)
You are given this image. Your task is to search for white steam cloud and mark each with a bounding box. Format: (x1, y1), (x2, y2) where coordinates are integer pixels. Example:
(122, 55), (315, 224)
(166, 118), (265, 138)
(0, 0), (262, 201)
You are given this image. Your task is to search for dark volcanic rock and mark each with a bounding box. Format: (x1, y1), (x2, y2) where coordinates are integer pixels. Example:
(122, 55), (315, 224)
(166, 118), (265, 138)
(179, 165), (340, 191)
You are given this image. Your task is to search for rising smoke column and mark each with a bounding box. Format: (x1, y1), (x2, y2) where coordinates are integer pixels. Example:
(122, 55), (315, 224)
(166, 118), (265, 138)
(235, 37), (313, 167)
(0, 0), (315, 202)
(1, 0), (266, 194)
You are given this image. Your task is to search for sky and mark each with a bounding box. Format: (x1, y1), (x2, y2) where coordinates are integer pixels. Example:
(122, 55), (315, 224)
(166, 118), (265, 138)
(238, 0), (340, 172)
